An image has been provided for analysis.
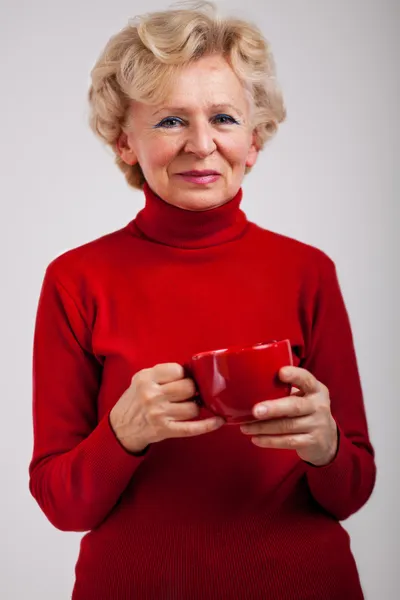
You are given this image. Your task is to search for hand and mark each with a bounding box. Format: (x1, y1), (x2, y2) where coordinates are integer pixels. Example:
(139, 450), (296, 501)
(109, 363), (225, 454)
(240, 366), (338, 466)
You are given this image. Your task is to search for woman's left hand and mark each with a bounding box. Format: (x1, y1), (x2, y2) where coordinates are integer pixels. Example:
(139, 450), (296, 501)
(240, 366), (338, 466)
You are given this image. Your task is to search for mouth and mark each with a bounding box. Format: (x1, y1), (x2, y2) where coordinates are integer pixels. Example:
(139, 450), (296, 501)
(177, 170), (221, 185)
(178, 170), (221, 176)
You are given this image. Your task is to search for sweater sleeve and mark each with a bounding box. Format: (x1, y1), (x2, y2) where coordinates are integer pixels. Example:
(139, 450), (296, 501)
(29, 263), (150, 532)
(301, 254), (376, 520)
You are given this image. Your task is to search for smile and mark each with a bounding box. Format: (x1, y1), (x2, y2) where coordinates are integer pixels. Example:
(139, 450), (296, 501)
(178, 174), (221, 184)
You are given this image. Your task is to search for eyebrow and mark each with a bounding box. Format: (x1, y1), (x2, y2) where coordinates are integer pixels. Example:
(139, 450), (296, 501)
(151, 103), (244, 118)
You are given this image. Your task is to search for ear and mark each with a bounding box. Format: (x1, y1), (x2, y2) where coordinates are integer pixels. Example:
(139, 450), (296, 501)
(116, 132), (138, 166)
(245, 130), (259, 168)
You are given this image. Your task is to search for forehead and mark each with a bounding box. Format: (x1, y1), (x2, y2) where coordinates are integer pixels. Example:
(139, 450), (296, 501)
(153, 57), (248, 114)
(169, 55), (244, 96)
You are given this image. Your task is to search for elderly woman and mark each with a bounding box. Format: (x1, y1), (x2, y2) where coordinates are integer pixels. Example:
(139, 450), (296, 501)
(29, 2), (376, 599)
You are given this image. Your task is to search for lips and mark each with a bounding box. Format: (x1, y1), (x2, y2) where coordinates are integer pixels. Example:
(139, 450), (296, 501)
(179, 170), (220, 176)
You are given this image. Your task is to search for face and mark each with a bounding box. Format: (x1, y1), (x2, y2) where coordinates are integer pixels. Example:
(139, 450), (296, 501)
(117, 54), (259, 211)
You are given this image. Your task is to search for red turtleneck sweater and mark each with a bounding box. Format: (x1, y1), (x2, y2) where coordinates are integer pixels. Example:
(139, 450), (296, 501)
(29, 183), (376, 599)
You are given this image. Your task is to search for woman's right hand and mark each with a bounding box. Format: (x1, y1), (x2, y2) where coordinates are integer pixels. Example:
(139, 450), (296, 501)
(109, 362), (225, 454)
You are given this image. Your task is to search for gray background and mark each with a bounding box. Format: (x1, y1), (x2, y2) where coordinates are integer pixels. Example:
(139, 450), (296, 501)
(1, 0), (398, 598)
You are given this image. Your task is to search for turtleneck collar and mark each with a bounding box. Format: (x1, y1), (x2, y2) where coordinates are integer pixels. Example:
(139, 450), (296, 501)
(129, 182), (248, 249)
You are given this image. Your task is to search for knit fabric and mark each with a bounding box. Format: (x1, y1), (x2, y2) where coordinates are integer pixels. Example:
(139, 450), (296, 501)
(29, 182), (376, 599)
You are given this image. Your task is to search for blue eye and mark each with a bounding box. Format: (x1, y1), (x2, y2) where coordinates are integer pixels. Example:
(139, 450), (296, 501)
(156, 117), (182, 128)
(155, 114), (240, 129)
(214, 114), (239, 125)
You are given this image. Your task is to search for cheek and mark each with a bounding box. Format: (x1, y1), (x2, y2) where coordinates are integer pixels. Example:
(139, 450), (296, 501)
(136, 136), (178, 170)
(151, 137), (181, 168)
(220, 134), (253, 163)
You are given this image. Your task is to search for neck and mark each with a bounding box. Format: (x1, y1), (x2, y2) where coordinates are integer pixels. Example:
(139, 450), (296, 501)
(130, 182), (248, 249)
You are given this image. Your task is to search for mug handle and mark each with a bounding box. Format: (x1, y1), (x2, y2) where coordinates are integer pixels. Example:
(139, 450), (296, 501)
(182, 362), (205, 408)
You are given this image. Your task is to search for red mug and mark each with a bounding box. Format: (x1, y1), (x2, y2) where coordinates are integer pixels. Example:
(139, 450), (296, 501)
(184, 339), (293, 425)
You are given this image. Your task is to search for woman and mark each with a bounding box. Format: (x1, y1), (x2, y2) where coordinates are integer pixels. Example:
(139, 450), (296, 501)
(29, 2), (376, 598)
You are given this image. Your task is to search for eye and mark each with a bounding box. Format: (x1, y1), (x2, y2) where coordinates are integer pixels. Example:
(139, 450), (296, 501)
(156, 117), (183, 129)
(213, 114), (239, 125)
(155, 113), (240, 129)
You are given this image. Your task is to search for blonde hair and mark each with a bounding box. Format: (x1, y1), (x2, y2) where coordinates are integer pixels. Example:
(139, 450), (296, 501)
(88, 0), (286, 190)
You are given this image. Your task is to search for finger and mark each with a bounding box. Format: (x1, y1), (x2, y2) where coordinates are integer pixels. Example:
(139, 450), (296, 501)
(167, 400), (200, 421)
(290, 386), (301, 395)
(241, 415), (314, 436)
(151, 363), (185, 385)
(169, 416), (225, 437)
(250, 433), (312, 450)
(279, 366), (320, 396)
(161, 378), (197, 402)
(253, 395), (315, 420)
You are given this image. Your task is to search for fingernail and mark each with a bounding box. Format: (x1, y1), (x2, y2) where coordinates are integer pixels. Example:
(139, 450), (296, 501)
(281, 367), (292, 378)
(255, 405), (268, 417)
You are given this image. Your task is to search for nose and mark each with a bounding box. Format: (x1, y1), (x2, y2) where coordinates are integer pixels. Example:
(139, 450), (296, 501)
(183, 120), (217, 157)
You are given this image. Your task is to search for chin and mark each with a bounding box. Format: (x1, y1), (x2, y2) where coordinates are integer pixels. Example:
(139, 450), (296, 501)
(175, 196), (226, 212)
(185, 204), (219, 212)
(172, 189), (229, 211)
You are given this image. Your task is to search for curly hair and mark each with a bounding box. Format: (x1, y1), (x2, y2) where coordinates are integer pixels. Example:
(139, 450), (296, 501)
(87, 0), (286, 190)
